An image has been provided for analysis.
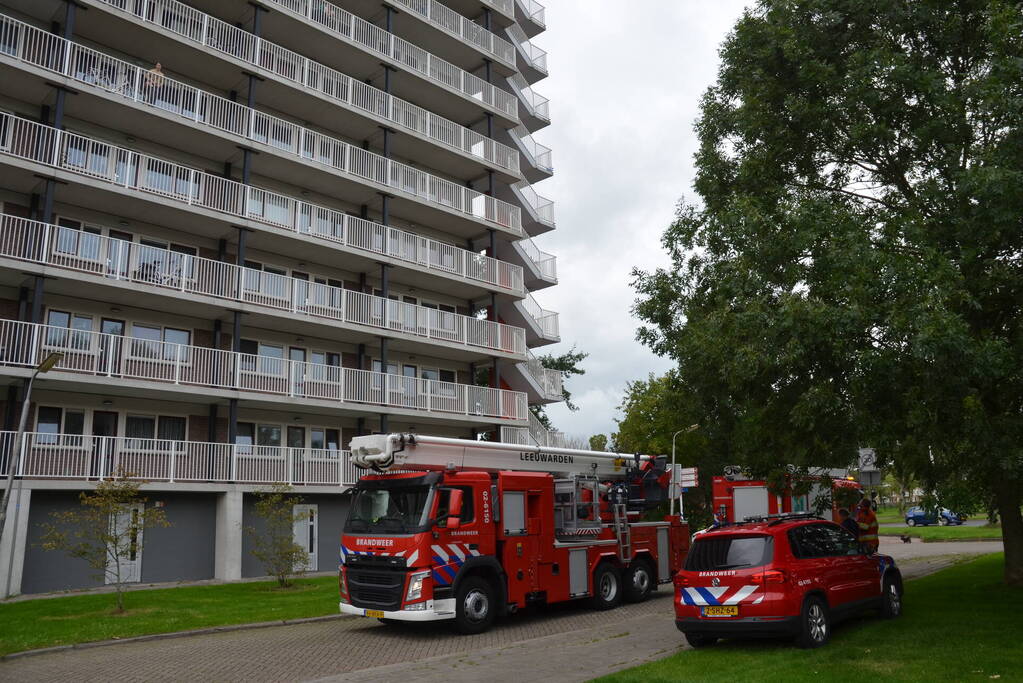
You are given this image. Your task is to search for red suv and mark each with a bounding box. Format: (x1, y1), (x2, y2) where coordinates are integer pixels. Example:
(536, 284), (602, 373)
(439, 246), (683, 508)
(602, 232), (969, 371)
(674, 515), (902, 648)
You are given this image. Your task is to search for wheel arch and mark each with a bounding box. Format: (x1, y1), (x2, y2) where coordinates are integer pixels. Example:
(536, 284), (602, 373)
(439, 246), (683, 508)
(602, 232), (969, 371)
(452, 557), (508, 616)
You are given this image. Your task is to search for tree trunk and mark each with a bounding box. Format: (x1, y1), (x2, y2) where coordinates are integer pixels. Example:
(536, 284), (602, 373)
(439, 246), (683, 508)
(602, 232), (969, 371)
(994, 477), (1023, 587)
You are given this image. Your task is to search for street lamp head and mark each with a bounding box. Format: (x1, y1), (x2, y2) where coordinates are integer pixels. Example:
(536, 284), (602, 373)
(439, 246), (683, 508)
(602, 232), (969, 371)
(686, 424), (700, 432)
(37, 352), (65, 373)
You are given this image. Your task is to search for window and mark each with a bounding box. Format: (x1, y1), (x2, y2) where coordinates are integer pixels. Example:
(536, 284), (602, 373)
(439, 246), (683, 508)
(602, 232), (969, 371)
(310, 428), (340, 454)
(435, 486), (475, 524)
(821, 523), (860, 556)
(54, 218), (102, 261)
(789, 524), (841, 559)
(792, 494), (808, 513)
(130, 323), (189, 360)
(684, 535), (774, 571)
(45, 310), (93, 350)
(35, 407), (85, 444)
(257, 424), (282, 448)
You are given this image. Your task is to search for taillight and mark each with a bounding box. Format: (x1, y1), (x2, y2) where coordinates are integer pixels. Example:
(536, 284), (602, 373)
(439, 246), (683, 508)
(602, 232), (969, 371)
(752, 569), (787, 585)
(677, 575), (691, 587)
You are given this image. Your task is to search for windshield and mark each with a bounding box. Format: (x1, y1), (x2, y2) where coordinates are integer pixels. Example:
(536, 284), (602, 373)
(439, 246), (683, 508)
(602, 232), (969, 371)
(344, 477), (437, 534)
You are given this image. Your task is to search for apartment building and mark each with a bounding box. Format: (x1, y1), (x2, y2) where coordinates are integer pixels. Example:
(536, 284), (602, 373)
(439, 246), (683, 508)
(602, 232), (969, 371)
(0, 0), (561, 596)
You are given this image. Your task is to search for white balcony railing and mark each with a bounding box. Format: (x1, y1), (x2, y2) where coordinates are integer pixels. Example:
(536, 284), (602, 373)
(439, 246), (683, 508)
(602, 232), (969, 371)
(521, 293), (559, 340)
(0, 16), (521, 231)
(507, 74), (549, 123)
(511, 127), (552, 174)
(0, 113), (525, 294)
(391, 0), (515, 66)
(236, 0), (518, 117)
(500, 412), (564, 448)
(516, 182), (555, 226)
(516, 0), (547, 28)
(0, 431), (360, 486)
(0, 320), (530, 421)
(48, 7), (518, 171)
(483, 0), (514, 17)
(506, 23), (547, 75)
(0, 214), (527, 356)
(522, 349), (562, 400)
(518, 236), (557, 282)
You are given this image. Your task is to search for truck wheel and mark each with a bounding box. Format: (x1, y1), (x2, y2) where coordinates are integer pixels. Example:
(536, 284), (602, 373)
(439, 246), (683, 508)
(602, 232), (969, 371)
(623, 560), (654, 603)
(588, 563), (623, 610)
(796, 596), (830, 648)
(453, 576), (495, 635)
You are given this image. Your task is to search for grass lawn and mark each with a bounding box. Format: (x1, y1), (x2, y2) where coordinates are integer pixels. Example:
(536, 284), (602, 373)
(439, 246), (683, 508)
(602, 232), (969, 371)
(596, 553), (1018, 683)
(876, 507), (907, 524)
(0, 576), (339, 656)
(879, 524), (1003, 542)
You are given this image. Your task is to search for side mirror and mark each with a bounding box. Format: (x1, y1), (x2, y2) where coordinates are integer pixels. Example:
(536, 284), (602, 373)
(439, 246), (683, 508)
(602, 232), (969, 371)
(445, 489), (464, 530)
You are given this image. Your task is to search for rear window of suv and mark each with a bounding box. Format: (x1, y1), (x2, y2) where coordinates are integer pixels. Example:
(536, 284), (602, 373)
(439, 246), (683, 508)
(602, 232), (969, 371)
(684, 534), (774, 571)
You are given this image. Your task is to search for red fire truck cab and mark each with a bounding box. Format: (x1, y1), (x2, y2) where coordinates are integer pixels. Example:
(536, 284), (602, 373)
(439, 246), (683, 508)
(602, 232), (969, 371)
(339, 434), (690, 634)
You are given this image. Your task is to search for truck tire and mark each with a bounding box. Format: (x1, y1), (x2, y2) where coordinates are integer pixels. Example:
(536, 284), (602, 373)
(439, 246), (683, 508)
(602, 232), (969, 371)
(453, 576), (495, 635)
(588, 563), (623, 610)
(623, 559), (654, 603)
(795, 596), (830, 648)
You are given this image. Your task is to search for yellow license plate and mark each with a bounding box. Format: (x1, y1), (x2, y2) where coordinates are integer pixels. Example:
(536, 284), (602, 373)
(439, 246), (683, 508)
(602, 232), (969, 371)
(702, 605), (738, 617)
(364, 609), (385, 618)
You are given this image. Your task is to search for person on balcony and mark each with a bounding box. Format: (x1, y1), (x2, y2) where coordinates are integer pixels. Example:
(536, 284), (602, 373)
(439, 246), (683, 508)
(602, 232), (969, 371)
(144, 62), (165, 88)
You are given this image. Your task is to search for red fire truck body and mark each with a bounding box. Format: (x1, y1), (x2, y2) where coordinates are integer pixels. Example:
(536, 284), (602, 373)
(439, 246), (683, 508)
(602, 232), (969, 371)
(712, 470), (862, 524)
(339, 434), (690, 633)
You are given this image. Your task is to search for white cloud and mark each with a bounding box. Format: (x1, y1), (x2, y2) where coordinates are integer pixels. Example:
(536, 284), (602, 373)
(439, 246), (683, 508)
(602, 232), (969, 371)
(527, 0), (751, 439)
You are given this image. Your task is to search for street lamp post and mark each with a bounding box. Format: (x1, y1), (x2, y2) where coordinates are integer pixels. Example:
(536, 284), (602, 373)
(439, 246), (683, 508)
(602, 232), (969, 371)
(0, 352), (65, 544)
(670, 424), (700, 517)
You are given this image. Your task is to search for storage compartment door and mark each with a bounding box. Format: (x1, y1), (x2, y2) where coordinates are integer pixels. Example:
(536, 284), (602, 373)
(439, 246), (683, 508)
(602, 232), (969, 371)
(657, 527), (669, 581)
(569, 548), (588, 597)
(733, 486), (769, 522)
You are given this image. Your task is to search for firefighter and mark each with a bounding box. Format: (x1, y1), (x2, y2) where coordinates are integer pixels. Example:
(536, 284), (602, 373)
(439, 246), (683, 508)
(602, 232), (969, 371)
(856, 497), (879, 553)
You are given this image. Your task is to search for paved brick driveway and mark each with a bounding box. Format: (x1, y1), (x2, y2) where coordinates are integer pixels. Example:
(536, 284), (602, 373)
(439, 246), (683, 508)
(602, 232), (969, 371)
(0, 539), (1000, 683)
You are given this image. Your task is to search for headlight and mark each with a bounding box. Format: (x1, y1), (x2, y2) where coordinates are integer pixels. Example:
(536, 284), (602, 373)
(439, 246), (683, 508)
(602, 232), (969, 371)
(405, 570), (430, 602)
(338, 567), (349, 602)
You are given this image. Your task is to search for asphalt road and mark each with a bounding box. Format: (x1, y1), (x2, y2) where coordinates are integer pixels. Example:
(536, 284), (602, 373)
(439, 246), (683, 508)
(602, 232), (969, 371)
(0, 537), (1002, 683)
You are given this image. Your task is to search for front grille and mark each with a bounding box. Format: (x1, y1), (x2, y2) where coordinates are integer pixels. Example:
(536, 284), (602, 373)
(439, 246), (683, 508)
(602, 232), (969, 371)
(348, 568), (405, 610)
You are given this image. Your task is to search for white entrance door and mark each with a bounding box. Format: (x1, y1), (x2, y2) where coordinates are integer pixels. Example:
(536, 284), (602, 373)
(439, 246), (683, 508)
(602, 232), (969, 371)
(293, 504), (318, 571)
(106, 503), (144, 584)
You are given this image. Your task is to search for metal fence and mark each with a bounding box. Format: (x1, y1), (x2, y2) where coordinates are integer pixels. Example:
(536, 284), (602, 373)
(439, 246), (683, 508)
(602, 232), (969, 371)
(0, 319), (530, 421)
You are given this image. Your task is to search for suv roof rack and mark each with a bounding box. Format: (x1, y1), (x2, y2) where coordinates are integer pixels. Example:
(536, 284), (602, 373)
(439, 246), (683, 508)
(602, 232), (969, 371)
(766, 512), (823, 526)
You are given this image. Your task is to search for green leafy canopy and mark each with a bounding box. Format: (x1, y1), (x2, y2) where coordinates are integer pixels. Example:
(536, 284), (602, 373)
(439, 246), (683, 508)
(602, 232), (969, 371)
(632, 0), (1023, 583)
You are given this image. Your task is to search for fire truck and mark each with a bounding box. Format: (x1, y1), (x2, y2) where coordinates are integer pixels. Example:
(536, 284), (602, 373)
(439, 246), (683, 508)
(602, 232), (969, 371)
(711, 466), (863, 524)
(338, 434), (690, 634)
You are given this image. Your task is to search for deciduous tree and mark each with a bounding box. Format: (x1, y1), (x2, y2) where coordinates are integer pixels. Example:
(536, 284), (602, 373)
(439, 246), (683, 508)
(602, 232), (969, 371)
(633, 0), (1023, 584)
(40, 472), (170, 612)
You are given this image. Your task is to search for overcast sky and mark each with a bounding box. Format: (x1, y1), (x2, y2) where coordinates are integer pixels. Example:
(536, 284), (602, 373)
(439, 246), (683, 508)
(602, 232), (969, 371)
(532, 0), (751, 441)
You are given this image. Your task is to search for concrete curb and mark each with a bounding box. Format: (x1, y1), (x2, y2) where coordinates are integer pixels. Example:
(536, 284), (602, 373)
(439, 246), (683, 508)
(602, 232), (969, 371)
(2, 613), (349, 661)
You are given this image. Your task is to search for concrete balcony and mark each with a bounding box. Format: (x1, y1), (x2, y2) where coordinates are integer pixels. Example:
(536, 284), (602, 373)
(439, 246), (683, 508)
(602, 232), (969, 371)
(500, 181), (555, 236)
(507, 126), (553, 183)
(0, 14), (523, 221)
(514, 0), (546, 38)
(0, 114), (531, 285)
(2, 4), (520, 176)
(510, 236), (557, 290)
(504, 348), (562, 404)
(0, 432), (358, 487)
(0, 215), (528, 359)
(500, 412), (565, 449)
(385, 0), (516, 70)
(505, 23), (547, 84)
(507, 73), (550, 132)
(236, 0), (520, 121)
(0, 319), (530, 423)
(500, 292), (559, 346)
